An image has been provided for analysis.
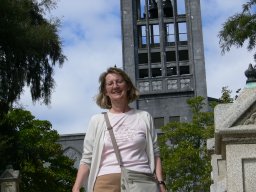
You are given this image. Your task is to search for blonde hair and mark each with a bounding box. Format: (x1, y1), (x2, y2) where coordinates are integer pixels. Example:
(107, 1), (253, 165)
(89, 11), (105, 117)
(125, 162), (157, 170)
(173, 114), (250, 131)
(96, 67), (139, 109)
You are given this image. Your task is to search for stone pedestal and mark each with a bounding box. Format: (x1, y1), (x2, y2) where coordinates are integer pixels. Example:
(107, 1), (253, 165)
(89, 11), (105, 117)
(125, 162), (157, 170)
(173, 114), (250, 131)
(0, 166), (20, 192)
(208, 85), (256, 192)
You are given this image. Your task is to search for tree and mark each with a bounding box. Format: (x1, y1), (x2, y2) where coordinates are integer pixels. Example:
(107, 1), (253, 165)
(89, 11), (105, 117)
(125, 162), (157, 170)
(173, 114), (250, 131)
(0, 1), (76, 191)
(219, 86), (234, 103)
(159, 97), (214, 191)
(218, 0), (256, 61)
(0, 0), (66, 112)
(0, 108), (77, 192)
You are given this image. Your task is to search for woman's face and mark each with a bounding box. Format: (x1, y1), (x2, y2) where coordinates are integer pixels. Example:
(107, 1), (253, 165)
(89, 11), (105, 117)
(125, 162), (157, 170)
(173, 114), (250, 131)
(105, 73), (129, 103)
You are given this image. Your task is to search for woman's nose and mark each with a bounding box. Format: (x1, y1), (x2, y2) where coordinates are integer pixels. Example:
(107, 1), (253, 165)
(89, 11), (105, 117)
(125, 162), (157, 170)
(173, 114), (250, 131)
(113, 81), (119, 87)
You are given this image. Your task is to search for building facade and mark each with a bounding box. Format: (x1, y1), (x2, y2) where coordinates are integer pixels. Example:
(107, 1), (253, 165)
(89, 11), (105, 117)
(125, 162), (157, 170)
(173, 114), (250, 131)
(58, 133), (85, 169)
(120, 0), (208, 128)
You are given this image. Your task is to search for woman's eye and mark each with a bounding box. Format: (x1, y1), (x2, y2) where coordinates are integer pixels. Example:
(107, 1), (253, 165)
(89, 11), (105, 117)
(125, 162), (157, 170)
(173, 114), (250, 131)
(106, 80), (124, 86)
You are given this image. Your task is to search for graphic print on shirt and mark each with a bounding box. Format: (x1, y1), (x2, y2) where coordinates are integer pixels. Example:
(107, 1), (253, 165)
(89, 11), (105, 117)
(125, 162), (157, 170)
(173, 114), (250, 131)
(109, 112), (145, 142)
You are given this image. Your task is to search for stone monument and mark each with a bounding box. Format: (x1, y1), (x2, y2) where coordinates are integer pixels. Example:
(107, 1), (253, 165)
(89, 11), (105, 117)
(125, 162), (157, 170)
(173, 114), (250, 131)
(0, 165), (20, 192)
(208, 64), (256, 192)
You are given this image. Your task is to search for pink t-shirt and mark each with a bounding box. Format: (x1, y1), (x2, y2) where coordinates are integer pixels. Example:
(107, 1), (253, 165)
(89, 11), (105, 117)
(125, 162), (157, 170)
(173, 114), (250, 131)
(97, 109), (151, 176)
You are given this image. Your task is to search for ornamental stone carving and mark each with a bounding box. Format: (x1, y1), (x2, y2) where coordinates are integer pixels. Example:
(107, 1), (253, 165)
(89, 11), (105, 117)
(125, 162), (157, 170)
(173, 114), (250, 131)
(138, 81), (150, 92)
(180, 78), (191, 89)
(167, 79), (178, 90)
(244, 112), (256, 125)
(152, 80), (162, 91)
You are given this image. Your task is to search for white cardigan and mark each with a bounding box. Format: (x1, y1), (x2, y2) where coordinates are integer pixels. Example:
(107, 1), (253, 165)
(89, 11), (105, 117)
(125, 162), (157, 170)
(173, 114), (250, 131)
(80, 109), (160, 192)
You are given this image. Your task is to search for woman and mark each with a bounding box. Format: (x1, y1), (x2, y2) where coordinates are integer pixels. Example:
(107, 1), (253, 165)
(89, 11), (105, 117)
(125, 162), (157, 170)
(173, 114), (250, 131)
(72, 67), (166, 192)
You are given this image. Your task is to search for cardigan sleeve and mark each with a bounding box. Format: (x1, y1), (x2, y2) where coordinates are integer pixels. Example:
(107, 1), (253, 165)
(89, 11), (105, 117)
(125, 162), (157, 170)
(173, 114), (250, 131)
(147, 112), (160, 157)
(138, 110), (160, 157)
(80, 114), (98, 167)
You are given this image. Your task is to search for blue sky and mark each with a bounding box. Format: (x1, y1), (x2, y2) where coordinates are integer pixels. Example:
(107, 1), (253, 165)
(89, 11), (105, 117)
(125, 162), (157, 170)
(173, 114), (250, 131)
(20, 0), (251, 134)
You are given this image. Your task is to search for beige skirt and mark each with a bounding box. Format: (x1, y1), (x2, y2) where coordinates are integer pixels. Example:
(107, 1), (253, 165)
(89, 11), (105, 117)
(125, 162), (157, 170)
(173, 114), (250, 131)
(94, 173), (121, 192)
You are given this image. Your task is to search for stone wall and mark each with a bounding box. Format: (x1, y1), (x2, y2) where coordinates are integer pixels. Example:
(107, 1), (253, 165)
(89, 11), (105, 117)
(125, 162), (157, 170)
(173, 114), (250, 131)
(58, 133), (85, 169)
(208, 82), (256, 192)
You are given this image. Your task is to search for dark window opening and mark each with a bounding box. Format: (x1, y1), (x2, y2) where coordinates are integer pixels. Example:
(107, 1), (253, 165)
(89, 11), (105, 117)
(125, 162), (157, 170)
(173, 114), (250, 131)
(149, 0), (158, 18)
(154, 117), (164, 129)
(151, 52), (161, 63)
(180, 66), (190, 75)
(178, 50), (189, 61)
(163, 0), (173, 17)
(167, 67), (177, 76)
(139, 68), (149, 78)
(152, 68), (162, 77)
(138, 53), (148, 64)
(166, 51), (176, 62)
(169, 116), (180, 122)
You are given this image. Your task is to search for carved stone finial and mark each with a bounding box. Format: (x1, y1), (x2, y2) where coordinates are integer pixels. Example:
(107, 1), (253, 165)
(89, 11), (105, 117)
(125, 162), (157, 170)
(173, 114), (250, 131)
(245, 63), (256, 84)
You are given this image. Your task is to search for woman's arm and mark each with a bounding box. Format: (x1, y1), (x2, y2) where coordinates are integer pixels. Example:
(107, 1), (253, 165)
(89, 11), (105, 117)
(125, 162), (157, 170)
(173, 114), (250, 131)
(155, 156), (166, 192)
(72, 163), (90, 192)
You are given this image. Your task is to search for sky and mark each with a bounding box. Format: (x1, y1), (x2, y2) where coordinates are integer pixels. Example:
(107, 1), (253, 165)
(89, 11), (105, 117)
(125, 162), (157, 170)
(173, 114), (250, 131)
(20, 0), (252, 135)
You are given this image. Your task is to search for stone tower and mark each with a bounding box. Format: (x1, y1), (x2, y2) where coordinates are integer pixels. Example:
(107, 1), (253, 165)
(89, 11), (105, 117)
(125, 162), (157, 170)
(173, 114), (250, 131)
(120, 0), (208, 128)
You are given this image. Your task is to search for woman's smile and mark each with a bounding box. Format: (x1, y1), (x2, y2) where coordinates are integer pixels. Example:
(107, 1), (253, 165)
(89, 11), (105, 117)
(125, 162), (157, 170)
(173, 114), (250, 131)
(105, 73), (129, 101)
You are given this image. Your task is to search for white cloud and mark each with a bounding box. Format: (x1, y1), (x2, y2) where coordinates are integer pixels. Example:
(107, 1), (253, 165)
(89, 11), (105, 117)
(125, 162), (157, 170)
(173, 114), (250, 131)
(20, 0), (122, 134)
(201, 0), (252, 98)
(19, 0), (252, 134)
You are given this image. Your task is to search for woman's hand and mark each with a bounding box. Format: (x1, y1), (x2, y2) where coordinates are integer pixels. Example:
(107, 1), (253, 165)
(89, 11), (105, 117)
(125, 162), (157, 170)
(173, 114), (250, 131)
(159, 183), (167, 192)
(72, 187), (80, 192)
(155, 156), (167, 192)
(72, 164), (89, 192)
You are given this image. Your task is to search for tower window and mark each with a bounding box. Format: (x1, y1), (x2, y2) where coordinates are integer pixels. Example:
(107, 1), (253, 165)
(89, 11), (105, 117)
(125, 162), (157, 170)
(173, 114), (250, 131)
(166, 23), (175, 46)
(178, 22), (188, 43)
(180, 66), (190, 75)
(138, 25), (147, 48)
(138, 0), (146, 19)
(178, 50), (189, 61)
(152, 68), (162, 77)
(139, 68), (149, 78)
(154, 117), (164, 129)
(150, 24), (160, 47)
(163, 0), (173, 17)
(177, 0), (186, 15)
(167, 66), (177, 76)
(149, 0), (158, 18)
(169, 116), (180, 122)
(166, 51), (176, 62)
(151, 52), (161, 63)
(138, 53), (148, 64)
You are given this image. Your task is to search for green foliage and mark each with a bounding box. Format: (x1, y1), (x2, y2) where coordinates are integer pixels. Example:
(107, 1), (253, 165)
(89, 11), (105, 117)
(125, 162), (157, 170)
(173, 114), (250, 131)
(0, 108), (76, 192)
(159, 97), (214, 191)
(0, 0), (66, 108)
(219, 86), (234, 103)
(0, 2), (71, 189)
(218, 0), (256, 61)
(0, 109), (17, 169)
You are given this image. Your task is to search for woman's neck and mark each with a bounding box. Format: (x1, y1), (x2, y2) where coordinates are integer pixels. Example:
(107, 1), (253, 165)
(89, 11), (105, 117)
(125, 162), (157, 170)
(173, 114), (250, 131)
(110, 103), (130, 114)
